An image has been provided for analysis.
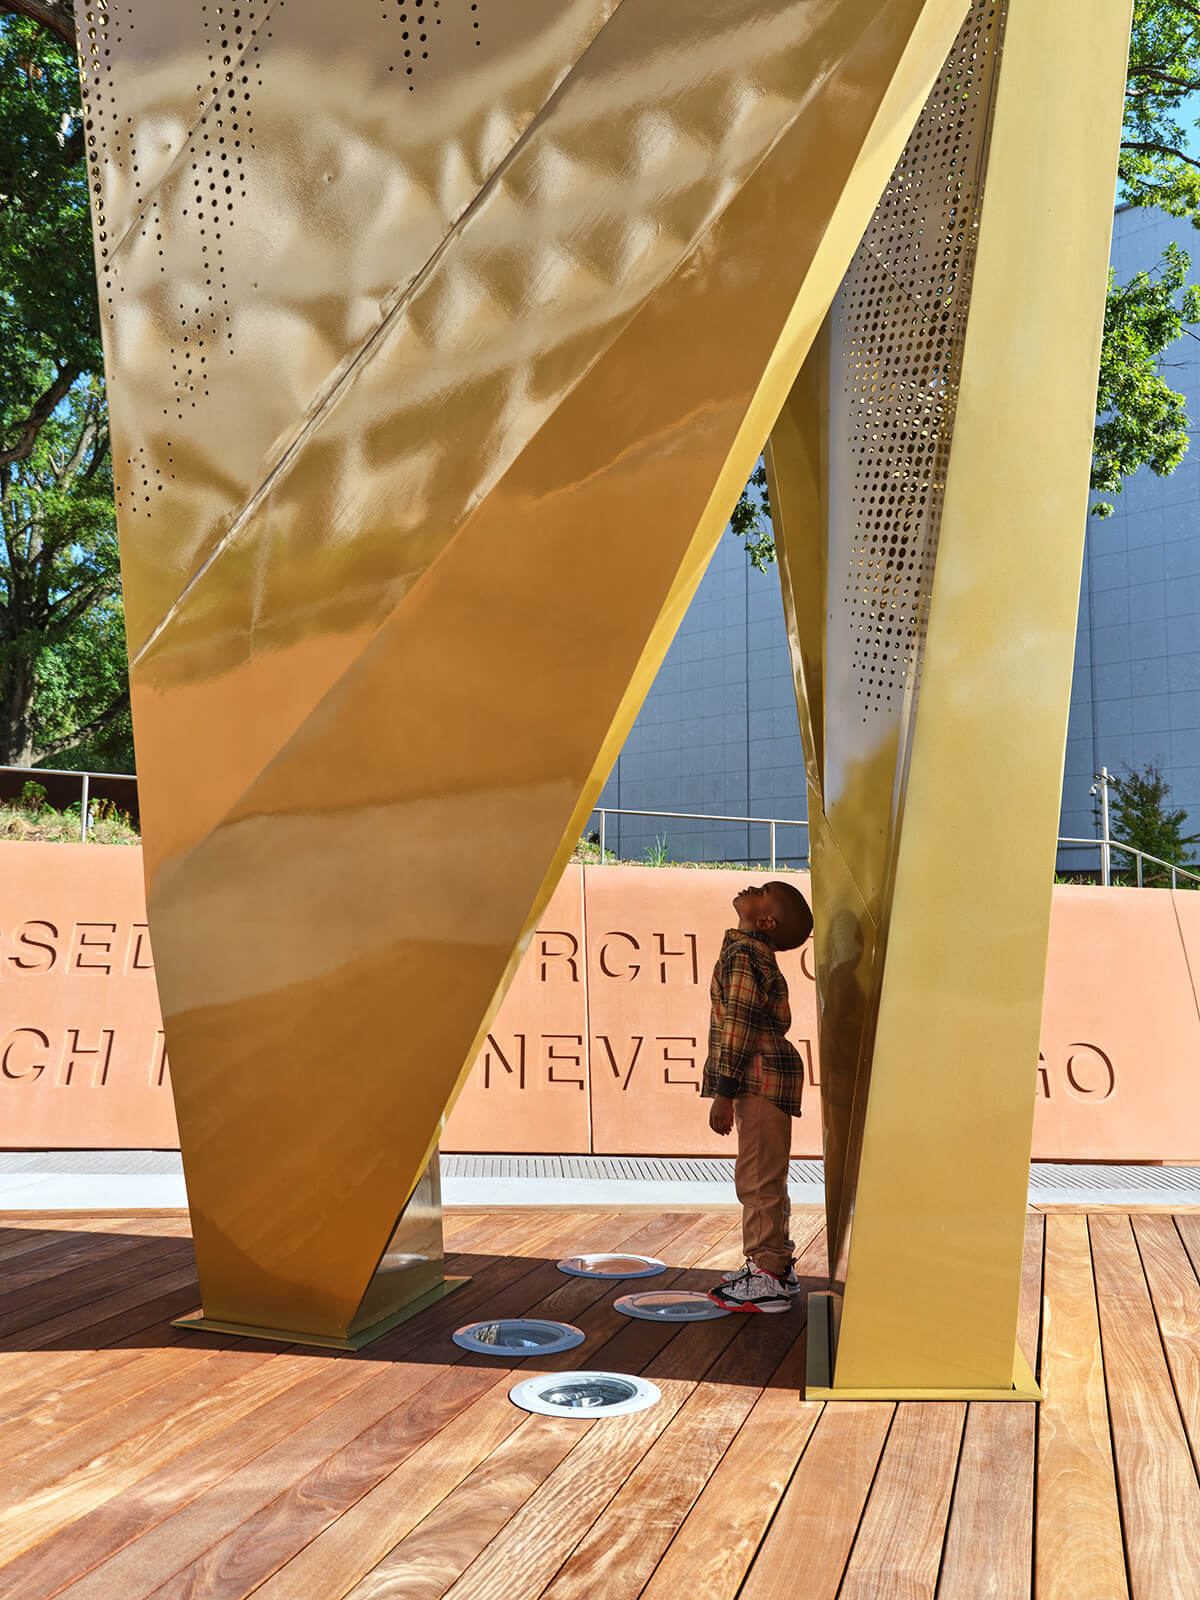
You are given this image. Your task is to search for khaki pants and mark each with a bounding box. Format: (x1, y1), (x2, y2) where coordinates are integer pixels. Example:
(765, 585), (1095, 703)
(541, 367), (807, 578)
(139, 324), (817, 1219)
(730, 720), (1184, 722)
(734, 1093), (794, 1281)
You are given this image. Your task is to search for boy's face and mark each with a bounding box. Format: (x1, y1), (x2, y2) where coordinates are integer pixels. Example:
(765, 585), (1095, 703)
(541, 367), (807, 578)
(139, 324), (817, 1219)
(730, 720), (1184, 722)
(733, 883), (776, 928)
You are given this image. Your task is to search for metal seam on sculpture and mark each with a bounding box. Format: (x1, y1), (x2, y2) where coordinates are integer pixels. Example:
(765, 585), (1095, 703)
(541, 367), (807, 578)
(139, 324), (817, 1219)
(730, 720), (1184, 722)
(129, 0), (921, 672)
(127, 0), (637, 670)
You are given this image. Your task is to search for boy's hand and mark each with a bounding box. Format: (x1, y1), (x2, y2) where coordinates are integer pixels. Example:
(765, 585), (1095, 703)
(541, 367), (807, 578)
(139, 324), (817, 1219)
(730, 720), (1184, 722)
(709, 1095), (734, 1136)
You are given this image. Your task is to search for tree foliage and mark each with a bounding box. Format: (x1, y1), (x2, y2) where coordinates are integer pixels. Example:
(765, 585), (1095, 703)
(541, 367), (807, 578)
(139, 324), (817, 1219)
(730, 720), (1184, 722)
(0, 378), (128, 765)
(0, 17), (97, 461)
(731, 0), (1200, 560)
(1108, 761), (1200, 885)
(729, 460), (774, 571)
(1093, 243), (1200, 515)
(1120, 0), (1200, 219)
(0, 16), (131, 769)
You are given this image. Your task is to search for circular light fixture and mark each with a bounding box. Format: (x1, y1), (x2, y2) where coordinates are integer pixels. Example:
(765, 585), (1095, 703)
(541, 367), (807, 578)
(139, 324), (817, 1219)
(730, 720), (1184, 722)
(556, 1253), (666, 1280)
(614, 1290), (730, 1322)
(509, 1370), (662, 1417)
(451, 1318), (585, 1356)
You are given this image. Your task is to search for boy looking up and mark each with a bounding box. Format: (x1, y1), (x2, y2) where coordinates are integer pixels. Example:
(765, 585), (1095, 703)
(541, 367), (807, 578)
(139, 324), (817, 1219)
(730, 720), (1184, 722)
(704, 880), (813, 1313)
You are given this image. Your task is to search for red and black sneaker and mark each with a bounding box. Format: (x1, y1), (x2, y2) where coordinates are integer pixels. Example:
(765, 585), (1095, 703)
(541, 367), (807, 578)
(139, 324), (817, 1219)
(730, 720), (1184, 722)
(707, 1262), (791, 1314)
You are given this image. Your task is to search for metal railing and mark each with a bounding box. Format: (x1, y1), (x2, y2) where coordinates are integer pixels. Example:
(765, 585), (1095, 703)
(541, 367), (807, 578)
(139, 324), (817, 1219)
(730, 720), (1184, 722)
(1057, 837), (1200, 889)
(590, 805), (1200, 887)
(590, 807), (808, 870)
(1, 764), (137, 842)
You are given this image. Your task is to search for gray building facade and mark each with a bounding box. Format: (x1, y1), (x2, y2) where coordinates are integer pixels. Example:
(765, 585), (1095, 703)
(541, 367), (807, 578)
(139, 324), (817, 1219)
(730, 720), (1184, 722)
(599, 204), (1200, 868)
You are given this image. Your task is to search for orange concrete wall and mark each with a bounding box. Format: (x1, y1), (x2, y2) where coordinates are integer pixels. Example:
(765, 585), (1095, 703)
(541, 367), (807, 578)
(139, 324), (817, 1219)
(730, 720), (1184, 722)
(2, 843), (1197, 1159)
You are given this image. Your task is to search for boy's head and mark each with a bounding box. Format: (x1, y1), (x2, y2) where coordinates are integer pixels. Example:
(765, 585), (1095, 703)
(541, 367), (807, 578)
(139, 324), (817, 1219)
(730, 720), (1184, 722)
(733, 880), (813, 951)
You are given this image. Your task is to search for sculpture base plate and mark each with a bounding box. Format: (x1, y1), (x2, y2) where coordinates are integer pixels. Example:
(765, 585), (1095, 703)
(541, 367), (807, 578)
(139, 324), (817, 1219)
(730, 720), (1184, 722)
(172, 1275), (470, 1350)
(804, 1291), (1041, 1401)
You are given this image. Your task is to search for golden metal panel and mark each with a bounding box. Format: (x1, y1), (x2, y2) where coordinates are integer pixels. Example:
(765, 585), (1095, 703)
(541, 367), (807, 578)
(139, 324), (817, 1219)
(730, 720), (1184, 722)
(79, 0), (975, 1340)
(774, 0), (1008, 1297)
(773, 0), (1131, 1394)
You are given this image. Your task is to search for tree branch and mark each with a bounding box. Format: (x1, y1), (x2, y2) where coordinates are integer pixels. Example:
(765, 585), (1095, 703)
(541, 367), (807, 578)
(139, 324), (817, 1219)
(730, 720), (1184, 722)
(1126, 66), (1200, 94)
(1121, 139), (1200, 172)
(0, 0), (76, 47)
(0, 365), (81, 468)
(45, 578), (111, 635)
(33, 687), (130, 764)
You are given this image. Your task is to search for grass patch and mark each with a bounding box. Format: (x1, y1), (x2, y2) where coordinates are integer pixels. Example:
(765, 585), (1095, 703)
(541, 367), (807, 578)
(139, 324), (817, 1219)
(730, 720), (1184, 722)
(1, 783), (139, 846)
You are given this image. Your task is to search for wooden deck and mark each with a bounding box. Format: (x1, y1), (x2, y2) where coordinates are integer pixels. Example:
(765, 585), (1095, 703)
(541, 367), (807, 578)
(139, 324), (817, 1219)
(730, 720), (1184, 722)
(0, 1204), (1198, 1598)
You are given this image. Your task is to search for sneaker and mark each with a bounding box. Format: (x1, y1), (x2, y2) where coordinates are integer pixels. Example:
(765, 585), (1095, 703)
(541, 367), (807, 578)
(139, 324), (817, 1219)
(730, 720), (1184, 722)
(708, 1262), (791, 1314)
(722, 1259), (800, 1295)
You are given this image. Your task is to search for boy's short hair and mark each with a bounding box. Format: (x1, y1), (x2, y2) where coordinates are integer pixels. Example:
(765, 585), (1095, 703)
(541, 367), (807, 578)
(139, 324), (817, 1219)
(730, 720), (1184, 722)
(765, 880), (813, 952)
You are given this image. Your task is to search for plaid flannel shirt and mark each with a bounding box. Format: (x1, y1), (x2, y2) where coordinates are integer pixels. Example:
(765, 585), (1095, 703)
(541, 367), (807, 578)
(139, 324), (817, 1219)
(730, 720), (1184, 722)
(701, 928), (805, 1117)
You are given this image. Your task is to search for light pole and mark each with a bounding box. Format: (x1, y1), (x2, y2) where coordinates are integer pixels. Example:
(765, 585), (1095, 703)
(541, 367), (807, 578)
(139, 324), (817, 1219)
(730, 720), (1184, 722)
(1089, 767), (1112, 887)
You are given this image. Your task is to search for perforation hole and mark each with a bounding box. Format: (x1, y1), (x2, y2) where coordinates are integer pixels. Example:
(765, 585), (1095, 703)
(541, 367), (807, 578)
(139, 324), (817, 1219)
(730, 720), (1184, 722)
(382, 0), (467, 89)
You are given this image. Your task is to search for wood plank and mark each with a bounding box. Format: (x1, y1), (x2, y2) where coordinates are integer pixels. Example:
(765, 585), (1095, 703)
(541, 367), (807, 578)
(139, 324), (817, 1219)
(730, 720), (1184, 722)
(0, 1251), (535, 1595)
(0, 1239), (193, 1340)
(0, 1358), (382, 1600)
(1090, 1212), (1200, 1599)
(638, 1334), (818, 1600)
(37, 1210), (627, 1599)
(938, 1209), (1042, 1599)
(404, 1236), (817, 1600)
(1032, 1205), (1195, 1215)
(0, 1265), (201, 1354)
(1132, 1215), (1200, 1470)
(938, 1407), (1034, 1600)
(1035, 1213), (1127, 1600)
(0, 1351), (323, 1570)
(537, 1315), (812, 1599)
(431, 1319), (750, 1599)
(318, 1224), (760, 1600)
(0, 1228), (151, 1284)
(836, 1402), (964, 1599)
(145, 1362), (532, 1600)
(737, 1401), (894, 1600)
(146, 1214), (741, 1600)
(0, 1339), (246, 1465)
(9, 1203), (1200, 1600)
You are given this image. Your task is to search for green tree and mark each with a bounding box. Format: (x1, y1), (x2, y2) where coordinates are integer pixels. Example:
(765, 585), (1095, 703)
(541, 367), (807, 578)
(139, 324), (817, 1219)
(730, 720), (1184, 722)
(730, 0), (1200, 560)
(729, 460), (774, 572)
(1092, 242), (1200, 515)
(1108, 761), (1200, 886)
(1, 378), (128, 766)
(0, 16), (131, 768)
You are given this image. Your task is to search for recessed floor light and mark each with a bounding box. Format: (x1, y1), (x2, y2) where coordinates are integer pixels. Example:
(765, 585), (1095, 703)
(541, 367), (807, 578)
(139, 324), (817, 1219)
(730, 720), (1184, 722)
(614, 1290), (730, 1321)
(509, 1371), (662, 1417)
(451, 1318), (585, 1356)
(556, 1253), (666, 1279)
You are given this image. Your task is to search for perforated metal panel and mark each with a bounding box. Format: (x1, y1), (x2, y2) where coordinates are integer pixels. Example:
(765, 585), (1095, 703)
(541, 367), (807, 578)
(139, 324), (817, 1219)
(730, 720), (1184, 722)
(822, 0), (1006, 917)
(76, 0), (619, 665)
(797, 0), (1008, 1292)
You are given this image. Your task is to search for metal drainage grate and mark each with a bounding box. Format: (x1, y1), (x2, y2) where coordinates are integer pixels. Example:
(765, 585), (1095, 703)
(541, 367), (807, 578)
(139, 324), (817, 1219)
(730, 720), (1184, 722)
(615, 1290), (729, 1322)
(557, 1253), (666, 1279)
(509, 1372), (661, 1417)
(451, 1319), (584, 1357)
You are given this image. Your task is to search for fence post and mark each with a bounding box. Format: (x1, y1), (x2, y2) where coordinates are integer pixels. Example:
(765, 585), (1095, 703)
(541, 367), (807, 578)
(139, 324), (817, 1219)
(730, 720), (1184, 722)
(770, 820), (777, 871)
(1173, 864), (1178, 889)
(598, 810), (606, 865)
(1136, 851), (1143, 888)
(80, 772), (90, 842)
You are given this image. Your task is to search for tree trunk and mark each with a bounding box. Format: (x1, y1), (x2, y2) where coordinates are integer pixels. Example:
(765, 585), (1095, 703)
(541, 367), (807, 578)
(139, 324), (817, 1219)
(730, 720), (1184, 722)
(0, 1), (76, 48)
(0, 657), (38, 767)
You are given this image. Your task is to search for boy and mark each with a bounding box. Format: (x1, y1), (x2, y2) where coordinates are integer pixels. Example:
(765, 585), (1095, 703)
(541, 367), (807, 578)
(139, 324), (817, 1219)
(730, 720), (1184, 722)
(703, 879), (813, 1313)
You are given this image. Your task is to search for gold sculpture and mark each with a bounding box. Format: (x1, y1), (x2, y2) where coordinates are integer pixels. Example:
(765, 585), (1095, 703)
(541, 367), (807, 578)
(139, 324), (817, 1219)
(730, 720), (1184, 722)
(78, 0), (1130, 1372)
(773, 0), (1132, 1398)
